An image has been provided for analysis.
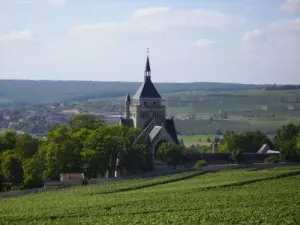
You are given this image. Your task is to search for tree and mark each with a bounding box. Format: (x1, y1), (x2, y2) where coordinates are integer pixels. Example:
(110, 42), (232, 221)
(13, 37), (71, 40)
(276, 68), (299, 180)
(66, 114), (104, 131)
(157, 142), (183, 168)
(1, 151), (24, 190)
(274, 123), (300, 162)
(15, 133), (39, 159)
(219, 130), (267, 153)
(0, 130), (18, 153)
(22, 156), (44, 189)
(82, 126), (153, 178)
(274, 123), (300, 149)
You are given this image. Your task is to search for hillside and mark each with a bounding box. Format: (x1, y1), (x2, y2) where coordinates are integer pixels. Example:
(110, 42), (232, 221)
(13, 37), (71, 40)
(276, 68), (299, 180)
(1, 167), (300, 224)
(0, 80), (263, 108)
(67, 89), (300, 134)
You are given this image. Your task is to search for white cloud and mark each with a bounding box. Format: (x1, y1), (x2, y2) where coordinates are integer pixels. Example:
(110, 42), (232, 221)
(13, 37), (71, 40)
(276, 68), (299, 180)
(270, 18), (300, 31)
(71, 7), (245, 35)
(243, 29), (267, 50)
(193, 39), (216, 48)
(281, 0), (300, 13)
(4, 29), (37, 41)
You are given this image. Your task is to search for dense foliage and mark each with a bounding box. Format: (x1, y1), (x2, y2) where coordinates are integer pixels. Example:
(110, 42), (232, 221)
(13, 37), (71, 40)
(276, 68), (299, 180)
(219, 123), (300, 162)
(273, 123), (300, 161)
(0, 115), (153, 191)
(157, 142), (183, 167)
(219, 130), (267, 153)
(1, 167), (300, 224)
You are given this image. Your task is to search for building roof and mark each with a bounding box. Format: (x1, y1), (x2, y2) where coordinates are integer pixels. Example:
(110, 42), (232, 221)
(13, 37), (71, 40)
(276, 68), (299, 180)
(145, 56), (151, 72)
(134, 56), (161, 99)
(125, 93), (131, 102)
(163, 118), (180, 145)
(149, 126), (163, 141)
(134, 77), (161, 99)
(119, 118), (134, 127)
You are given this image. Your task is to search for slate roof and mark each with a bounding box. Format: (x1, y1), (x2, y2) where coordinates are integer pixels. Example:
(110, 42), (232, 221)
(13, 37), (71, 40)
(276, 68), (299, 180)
(149, 126), (163, 141)
(119, 118), (134, 127)
(145, 56), (151, 72)
(163, 118), (180, 145)
(125, 93), (131, 102)
(134, 56), (161, 99)
(134, 76), (161, 99)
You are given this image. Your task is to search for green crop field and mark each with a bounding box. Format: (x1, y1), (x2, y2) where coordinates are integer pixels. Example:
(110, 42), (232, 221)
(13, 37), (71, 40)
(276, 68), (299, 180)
(70, 89), (300, 135)
(178, 134), (218, 146)
(1, 166), (300, 224)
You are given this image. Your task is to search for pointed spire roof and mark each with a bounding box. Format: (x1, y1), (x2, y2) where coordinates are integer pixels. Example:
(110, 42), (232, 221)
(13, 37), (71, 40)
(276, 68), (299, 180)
(125, 93), (131, 102)
(145, 56), (151, 72)
(134, 54), (161, 99)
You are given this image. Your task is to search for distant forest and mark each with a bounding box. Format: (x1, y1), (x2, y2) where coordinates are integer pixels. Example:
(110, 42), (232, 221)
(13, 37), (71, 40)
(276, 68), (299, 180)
(265, 84), (300, 91)
(0, 80), (265, 108)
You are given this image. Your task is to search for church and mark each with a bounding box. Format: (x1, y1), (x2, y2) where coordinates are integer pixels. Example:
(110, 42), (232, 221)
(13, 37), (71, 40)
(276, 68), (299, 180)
(119, 55), (180, 158)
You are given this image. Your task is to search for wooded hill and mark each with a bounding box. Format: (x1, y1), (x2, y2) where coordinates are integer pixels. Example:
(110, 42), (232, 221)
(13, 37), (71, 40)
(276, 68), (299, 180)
(0, 80), (264, 108)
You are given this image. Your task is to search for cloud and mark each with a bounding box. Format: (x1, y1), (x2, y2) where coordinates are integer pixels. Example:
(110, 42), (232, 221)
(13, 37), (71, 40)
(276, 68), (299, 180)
(243, 29), (267, 50)
(281, 0), (300, 13)
(193, 39), (216, 48)
(4, 29), (37, 41)
(270, 18), (300, 31)
(71, 7), (245, 35)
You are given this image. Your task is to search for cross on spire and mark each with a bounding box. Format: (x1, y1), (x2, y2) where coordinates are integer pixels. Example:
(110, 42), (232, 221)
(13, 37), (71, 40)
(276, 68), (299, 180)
(144, 48), (151, 79)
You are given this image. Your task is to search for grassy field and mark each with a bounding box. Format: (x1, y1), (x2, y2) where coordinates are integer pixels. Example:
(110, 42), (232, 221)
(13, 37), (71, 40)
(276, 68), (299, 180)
(1, 166), (300, 224)
(178, 134), (218, 147)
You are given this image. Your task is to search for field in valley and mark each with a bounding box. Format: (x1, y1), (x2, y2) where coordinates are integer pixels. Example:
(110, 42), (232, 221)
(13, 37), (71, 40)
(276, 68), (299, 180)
(71, 89), (300, 136)
(178, 134), (218, 147)
(1, 166), (300, 224)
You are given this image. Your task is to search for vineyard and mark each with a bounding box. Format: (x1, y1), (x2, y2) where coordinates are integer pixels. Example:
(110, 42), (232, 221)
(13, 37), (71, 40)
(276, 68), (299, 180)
(1, 167), (300, 224)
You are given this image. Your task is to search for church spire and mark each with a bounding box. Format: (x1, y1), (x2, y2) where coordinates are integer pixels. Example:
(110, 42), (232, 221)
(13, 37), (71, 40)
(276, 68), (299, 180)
(144, 48), (151, 79)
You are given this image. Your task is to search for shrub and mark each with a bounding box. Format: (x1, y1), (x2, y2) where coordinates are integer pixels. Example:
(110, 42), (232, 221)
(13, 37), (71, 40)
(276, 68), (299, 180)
(194, 160), (207, 168)
(157, 143), (183, 168)
(264, 156), (280, 164)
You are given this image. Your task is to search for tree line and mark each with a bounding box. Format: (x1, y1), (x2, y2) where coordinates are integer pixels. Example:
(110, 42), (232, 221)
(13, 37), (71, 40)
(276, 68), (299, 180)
(0, 115), (153, 192)
(219, 123), (300, 162)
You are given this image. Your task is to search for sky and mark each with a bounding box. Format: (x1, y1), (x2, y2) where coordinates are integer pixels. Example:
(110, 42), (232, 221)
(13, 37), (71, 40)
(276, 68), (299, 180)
(0, 0), (299, 84)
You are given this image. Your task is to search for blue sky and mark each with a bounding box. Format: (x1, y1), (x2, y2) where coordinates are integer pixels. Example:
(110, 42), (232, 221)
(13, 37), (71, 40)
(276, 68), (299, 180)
(0, 0), (299, 84)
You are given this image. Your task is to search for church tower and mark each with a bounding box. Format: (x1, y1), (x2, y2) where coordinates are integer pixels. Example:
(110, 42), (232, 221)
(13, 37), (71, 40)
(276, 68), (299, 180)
(119, 51), (180, 157)
(129, 54), (166, 129)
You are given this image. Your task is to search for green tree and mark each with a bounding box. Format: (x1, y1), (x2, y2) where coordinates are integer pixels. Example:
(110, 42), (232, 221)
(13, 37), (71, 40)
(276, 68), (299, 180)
(1, 151), (24, 190)
(15, 134), (39, 159)
(22, 156), (44, 189)
(274, 124), (300, 145)
(66, 114), (104, 131)
(157, 142), (183, 167)
(219, 130), (267, 153)
(0, 130), (18, 153)
(274, 123), (300, 162)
